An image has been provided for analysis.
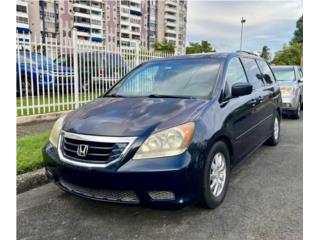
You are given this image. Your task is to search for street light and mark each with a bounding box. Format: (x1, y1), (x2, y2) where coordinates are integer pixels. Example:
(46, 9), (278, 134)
(240, 17), (246, 50)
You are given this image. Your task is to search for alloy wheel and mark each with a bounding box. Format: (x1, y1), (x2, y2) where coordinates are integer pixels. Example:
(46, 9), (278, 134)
(209, 152), (227, 197)
(274, 117), (279, 141)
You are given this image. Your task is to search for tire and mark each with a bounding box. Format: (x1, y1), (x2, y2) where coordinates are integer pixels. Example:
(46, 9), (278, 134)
(17, 75), (37, 96)
(199, 141), (230, 209)
(265, 113), (280, 146)
(292, 101), (301, 119)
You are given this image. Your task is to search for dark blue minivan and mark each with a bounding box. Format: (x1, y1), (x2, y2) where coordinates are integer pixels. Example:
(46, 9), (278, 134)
(43, 52), (281, 209)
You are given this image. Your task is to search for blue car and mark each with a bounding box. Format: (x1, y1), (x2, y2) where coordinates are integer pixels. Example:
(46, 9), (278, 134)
(43, 51), (281, 209)
(16, 51), (73, 95)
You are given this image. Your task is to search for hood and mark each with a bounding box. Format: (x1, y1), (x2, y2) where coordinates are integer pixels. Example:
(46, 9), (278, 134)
(63, 97), (210, 137)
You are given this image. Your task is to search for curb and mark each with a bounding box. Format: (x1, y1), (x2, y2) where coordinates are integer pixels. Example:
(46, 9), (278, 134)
(17, 111), (71, 125)
(17, 168), (49, 194)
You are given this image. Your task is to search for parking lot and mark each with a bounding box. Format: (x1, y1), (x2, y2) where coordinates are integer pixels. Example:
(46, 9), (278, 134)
(17, 117), (302, 240)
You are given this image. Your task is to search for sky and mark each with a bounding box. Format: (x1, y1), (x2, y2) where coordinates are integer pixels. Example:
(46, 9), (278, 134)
(186, 0), (303, 57)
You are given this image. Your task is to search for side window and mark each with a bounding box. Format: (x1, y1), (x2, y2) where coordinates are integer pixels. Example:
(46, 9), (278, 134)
(241, 58), (265, 89)
(256, 59), (275, 85)
(224, 57), (248, 98)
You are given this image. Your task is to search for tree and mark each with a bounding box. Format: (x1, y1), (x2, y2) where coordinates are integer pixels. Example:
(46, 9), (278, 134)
(186, 40), (215, 54)
(260, 45), (271, 62)
(291, 16), (303, 44)
(152, 41), (175, 53)
(272, 43), (302, 65)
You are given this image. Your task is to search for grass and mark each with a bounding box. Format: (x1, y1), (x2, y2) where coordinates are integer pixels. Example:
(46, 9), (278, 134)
(17, 131), (50, 174)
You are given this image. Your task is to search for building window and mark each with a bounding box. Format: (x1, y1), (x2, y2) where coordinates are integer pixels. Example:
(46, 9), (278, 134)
(16, 5), (27, 13)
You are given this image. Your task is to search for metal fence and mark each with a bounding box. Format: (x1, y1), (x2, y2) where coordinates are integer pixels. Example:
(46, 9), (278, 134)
(16, 31), (174, 116)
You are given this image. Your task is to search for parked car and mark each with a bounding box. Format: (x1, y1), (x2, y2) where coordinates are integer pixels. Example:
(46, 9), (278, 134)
(54, 52), (128, 90)
(271, 65), (303, 119)
(16, 51), (73, 96)
(43, 51), (282, 209)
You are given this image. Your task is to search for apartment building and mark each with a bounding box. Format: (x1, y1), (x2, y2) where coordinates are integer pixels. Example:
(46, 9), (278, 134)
(118, 0), (148, 48)
(16, 0), (31, 43)
(156, 0), (187, 54)
(18, 0), (187, 52)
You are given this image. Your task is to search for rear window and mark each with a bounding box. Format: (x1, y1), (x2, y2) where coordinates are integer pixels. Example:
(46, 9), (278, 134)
(272, 68), (295, 81)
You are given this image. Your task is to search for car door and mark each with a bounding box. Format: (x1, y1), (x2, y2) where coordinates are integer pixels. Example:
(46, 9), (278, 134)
(220, 57), (258, 160)
(241, 57), (272, 144)
(296, 67), (303, 103)
(256, 59), (279, 138)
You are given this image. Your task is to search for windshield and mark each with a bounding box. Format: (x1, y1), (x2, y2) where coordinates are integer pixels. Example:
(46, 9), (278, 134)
(272, 68), (295, 81)
(105, 58), (221, 99)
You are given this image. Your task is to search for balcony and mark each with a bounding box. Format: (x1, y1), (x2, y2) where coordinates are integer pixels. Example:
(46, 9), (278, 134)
(165, 28), (177, 34)
(165, 5), (177, 14)
(165, 14), (177, 21)
(165, 21), (176, 27)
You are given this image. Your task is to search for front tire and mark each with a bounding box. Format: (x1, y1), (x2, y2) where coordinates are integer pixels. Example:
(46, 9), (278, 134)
(200, 141), (230, 209)
(292, 100), (301, 119)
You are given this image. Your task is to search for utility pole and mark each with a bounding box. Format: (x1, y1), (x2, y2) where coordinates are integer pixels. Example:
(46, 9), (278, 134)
(240, 17), (246, 50)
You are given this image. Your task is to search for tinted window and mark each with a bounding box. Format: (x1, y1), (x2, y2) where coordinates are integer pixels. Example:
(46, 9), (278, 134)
(241, 58), (264, 89)
(256, 60), (275, 85)
(224, 58), (248, 98)
(107, 58), (222, 98)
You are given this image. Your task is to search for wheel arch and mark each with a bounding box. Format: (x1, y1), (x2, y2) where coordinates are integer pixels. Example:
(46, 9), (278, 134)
(207, 133), (235, 167)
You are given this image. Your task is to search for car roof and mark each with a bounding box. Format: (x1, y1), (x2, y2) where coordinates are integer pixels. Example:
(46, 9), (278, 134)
(147, 51), (264, 63)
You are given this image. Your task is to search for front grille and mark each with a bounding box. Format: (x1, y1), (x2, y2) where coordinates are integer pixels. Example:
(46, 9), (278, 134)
(61, 136), (128, 164)
(60, 179), (139, 203)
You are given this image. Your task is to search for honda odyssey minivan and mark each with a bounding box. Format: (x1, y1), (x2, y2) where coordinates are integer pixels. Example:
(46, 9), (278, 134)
(43, 51), (281, 209)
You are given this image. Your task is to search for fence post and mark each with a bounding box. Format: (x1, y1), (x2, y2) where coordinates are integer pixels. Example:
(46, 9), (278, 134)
(72, 28), (80, 109)
(135, 43), (140, 66)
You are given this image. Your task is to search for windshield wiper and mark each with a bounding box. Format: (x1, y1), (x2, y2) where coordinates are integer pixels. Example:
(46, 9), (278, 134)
(146, 94), (195, 99)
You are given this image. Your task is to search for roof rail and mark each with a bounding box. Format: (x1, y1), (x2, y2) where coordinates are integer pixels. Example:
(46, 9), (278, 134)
(236, 50), (260, 56)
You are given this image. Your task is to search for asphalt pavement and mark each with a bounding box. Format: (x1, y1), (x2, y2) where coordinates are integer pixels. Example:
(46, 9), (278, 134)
(17, 117), (303, 240)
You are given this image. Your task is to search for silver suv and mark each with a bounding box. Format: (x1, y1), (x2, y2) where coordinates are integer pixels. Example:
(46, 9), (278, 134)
(271, 65), (303, 119)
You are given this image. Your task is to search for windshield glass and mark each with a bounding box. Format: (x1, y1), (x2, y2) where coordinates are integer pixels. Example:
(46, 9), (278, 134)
(105, 58), (221, 98)
(272, 68), (295, 81)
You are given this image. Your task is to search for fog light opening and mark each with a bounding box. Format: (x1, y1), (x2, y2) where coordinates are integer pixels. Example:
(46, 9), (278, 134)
(148, 191), (175, 201)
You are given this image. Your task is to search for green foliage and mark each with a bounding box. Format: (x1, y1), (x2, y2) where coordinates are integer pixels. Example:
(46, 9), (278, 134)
(271, 15), (303, 65)
(186, 40), (215, 54)
(291, 16), (303, 44)
(260, 45), (271, 62)
(272, 43), (302, 65)
(17, 131), (50, 174)
(152, 41), (175, 54)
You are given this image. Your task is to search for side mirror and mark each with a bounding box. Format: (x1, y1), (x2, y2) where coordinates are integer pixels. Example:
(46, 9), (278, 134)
(232, 82), (253, 97)
(298, 77), (303, 83)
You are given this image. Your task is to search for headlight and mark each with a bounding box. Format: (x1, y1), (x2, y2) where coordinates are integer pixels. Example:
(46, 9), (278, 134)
(133, 122), (195, 160)
(280, 87), (295, 96)
(49, 115), (66, 148)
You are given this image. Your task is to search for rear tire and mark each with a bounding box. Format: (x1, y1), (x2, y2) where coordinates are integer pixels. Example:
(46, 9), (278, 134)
(199, 141), (230, 209)
(265, 113), (280, 146)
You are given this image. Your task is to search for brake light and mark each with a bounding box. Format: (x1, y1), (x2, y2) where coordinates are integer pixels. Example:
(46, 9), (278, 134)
(99, 68), (105, 76)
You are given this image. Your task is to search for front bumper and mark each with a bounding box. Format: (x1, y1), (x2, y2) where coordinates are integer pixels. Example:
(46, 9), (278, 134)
(281, 95), (299, 112)
(43, 142), (201, 207)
